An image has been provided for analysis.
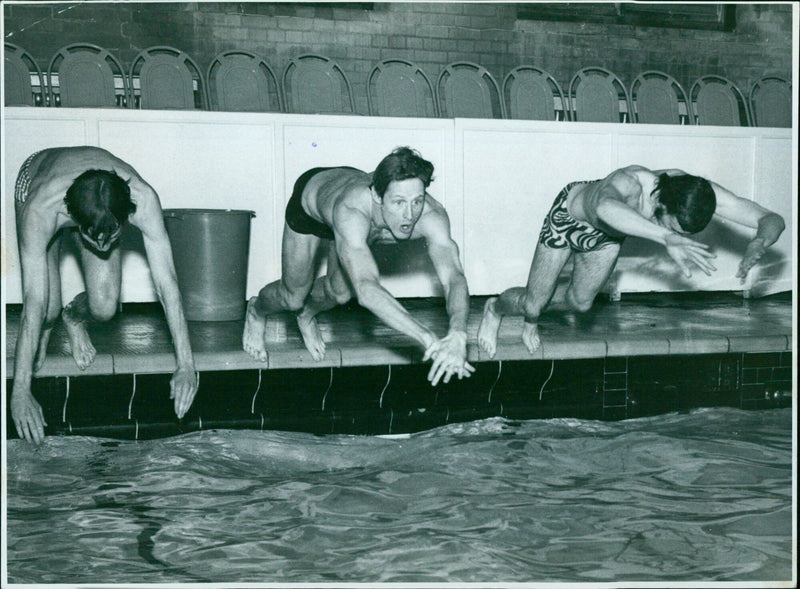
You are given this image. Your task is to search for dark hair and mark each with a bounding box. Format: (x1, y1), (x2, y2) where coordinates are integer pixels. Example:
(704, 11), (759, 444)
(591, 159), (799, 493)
(371, 147), (434, 199)
(64, 170), (136, 244)
(652, 173), (716, 234)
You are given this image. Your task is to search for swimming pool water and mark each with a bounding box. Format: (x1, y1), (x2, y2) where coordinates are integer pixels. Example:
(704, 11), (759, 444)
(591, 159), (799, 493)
(5, 407), (794, 584)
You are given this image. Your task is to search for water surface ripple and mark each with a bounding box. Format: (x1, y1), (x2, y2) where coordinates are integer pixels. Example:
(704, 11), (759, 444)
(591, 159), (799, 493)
(6, 407), (793, 583)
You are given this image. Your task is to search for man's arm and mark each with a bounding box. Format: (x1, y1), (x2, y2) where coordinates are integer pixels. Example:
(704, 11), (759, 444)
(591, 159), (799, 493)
(419, 208), (475, 383)
(709, 181), (785, 280)
(592, 172), (717, 277)
(332, 205), (439, 350)
(11, 207), (53, 443)
(130, 182), (197, 418)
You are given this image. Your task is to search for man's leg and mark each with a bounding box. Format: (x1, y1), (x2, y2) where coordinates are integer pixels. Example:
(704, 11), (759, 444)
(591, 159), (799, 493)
(563, 244), (621, 313)
(33, 233), (64, 372)
(295, 242), (355, 360)
(62, 231), (122, 369)
(478, 243), (571, 357)
(243, 225), (319, 361)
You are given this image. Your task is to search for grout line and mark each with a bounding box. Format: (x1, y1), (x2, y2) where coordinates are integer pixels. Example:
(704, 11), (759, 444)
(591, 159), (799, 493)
(487, 360), (502, 404)
(321, 366), (334, 411)
(379, 365), (391, 409)
(128, 373), (137, 420)
(539, 360), (554, 401)
(251, 369), (263, 414)
(62, 376), (70, 424)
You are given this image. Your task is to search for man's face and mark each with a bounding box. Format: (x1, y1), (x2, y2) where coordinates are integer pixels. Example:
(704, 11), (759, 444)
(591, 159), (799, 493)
(376, 178), (426, 240)
(79, 224), (122, 253)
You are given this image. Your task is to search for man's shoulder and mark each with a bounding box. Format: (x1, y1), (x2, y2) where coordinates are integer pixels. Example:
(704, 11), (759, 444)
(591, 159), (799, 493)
(606, 166), (646, 194)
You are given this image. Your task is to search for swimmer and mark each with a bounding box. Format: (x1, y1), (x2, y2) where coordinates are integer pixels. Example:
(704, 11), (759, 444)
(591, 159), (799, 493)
(478, 165), (785, 357)
(11, 147), (198, 443)
(243, 147), (474, 386)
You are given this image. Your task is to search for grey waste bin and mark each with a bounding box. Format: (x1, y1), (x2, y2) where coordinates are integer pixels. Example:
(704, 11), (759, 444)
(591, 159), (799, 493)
(163, 208), (255, 321)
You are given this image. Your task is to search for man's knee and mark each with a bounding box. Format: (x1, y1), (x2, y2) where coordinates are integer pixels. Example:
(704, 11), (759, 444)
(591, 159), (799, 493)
(87, 291), (119, 322)
(324, 278), (352, 306)
(565, 289), (595, 313)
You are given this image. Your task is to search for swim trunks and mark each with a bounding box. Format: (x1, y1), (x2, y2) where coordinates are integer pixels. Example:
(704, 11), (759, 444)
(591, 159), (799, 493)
(285, 167), (337, 240)
(14, 151), (41, 203)
(538, 181), (625, 253)
(285, 166), (360, 240)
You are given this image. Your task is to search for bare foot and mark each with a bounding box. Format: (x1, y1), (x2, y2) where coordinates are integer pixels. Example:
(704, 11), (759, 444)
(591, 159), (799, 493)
(62, 310), (96, 369)
(521, 322), (541, 354)
(297, 310), (325, 361)
(242, 297), (268, 362)
(477, 297), (501, 358)
(33, 327), (54, 373)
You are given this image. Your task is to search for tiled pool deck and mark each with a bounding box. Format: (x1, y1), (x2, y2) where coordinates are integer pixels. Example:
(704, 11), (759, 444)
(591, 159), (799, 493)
(4, 292), (794, 439)
(5, 292), (793, 375)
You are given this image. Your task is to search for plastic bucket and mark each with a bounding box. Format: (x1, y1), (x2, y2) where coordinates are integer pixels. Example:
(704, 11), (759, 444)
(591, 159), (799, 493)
(163, 208), (255, 321)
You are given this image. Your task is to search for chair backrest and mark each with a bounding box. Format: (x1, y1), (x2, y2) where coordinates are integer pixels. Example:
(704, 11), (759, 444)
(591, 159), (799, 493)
(282, 53), (354, 114)
(503, 65), (567, 121)
(630, 70), (692, 125)
(4, 42), (44, 106)
(207, 50), (283, 112)
(130, 46), (207, 110)
(568, 67), (631, 123)
(367, 58), (437, 117)
(47, 43), (127, 108)
(436, 61), (505, 119)
(689, 75), (751, 126)
(749, 76), (791, 128)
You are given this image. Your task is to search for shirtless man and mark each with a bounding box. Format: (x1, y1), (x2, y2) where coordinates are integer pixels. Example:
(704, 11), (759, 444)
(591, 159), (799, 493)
(478, 165), (786, 357)
(243, 147), (474, 386)
(11, 147), (198, 443)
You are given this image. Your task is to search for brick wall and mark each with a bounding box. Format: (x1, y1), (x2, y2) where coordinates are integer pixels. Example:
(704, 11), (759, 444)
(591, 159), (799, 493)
(3, 2), (794, 115)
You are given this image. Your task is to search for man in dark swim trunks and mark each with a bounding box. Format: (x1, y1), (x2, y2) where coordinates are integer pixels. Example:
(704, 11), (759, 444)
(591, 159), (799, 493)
(243, 147), (474, 386)
(477, 165), (786, 357)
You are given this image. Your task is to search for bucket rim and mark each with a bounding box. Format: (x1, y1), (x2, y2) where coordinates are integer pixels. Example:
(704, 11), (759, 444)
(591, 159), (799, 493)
(163, 208), (256, 217)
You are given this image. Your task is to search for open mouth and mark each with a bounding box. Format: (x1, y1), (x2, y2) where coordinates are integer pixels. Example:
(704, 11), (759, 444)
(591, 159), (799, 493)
(399, 224), (412, 233)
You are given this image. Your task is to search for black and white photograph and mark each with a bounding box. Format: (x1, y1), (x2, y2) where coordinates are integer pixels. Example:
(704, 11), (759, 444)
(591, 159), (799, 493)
(2, 1), (796, 586)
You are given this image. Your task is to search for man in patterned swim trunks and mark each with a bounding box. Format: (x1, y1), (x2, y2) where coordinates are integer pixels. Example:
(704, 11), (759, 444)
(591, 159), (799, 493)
(477, 164), (786, 357)
(11, 147), (198, 443)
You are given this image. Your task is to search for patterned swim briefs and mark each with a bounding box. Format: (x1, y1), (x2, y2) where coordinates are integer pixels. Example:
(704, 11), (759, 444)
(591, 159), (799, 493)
(538, 181), (625, 253)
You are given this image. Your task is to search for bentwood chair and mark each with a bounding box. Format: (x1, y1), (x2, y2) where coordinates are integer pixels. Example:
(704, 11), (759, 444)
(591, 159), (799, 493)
(630, 70), (692, 125)
(4, 42), (45, 106)
(282, 53), (355, 114)
(568, 66), (631, 123)
(47, 43), (128, 107)
(129, 46), (208, 110)
(436, 61), (505, 119)
(689, 75), (751, 126)
(367, 58), (437, 117)
(207, 50), (283, 112)
(503, 65), (568, 121)
(748, 76), (791, 128)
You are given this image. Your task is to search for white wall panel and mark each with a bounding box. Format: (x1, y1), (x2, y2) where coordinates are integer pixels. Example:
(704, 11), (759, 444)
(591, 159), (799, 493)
(2, 108), (793, 308)
(750, 135), (794, 296)
(98, 116), (277, 301)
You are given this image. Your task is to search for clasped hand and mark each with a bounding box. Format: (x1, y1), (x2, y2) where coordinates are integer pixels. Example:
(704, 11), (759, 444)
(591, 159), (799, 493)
(423, 331), (475, 386)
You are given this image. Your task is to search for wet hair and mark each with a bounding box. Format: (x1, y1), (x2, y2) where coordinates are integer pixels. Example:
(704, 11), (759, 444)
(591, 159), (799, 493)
(652, 173), (716, 234)
(64, 170), (136, 246)
(371, 147), (434, 199)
